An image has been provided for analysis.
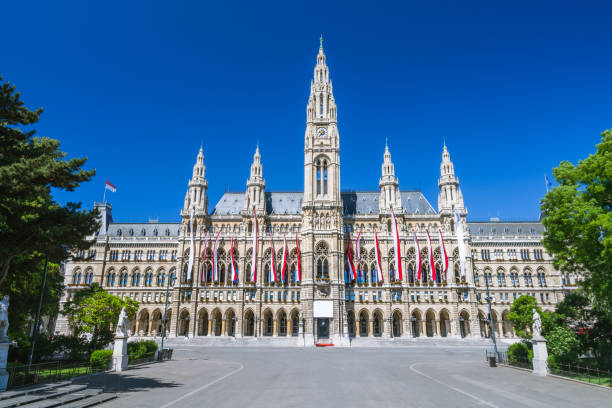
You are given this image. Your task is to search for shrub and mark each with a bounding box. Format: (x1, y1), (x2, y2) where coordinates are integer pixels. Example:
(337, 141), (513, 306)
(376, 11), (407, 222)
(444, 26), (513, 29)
(546, 326), (581, 367)
(508, 342), (532, 365)
(90, 349), (113, 368)
(127, 340), (158, 361)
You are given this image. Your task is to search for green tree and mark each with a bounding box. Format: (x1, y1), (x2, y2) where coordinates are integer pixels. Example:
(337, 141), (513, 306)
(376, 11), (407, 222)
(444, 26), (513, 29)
(546, 326), (581, 367)
(555, 290), (612, 369)
(0, 256), (64, 339)
(0, 76), (100, 285)
(508, 295), (541, 339)
(62, 284), (138, 351)
(540, 129), (612, 312)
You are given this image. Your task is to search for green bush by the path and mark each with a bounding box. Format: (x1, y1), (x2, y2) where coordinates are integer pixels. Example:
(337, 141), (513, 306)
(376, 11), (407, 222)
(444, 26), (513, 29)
(127, 340), (158, 361)
(546, 327), (581, 368)
(508, 342), (532, 365)
(90, 349), (113, 368)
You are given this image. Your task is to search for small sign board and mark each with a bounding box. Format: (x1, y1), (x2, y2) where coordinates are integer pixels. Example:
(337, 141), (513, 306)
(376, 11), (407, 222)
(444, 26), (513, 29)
(313, 300), (333, 318)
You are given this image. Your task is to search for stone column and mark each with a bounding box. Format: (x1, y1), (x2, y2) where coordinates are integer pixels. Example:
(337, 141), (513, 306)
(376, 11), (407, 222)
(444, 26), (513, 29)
(421, 320), (426, 336)
(355, 320), (360, 336)
(112, 334), (128, 372)
(369, 320), (374, 336)
(135, 321), (140, 335)
(532, 335), (549, 376)
(147, 320), (153, 336)
(207, 320), (212, 336)
(221, 320), (226, 336)
(435, 320), (441, 337)
(273, 320), (278, 337)
(0, 339), (8, 391)
(287, 319), (292, 336)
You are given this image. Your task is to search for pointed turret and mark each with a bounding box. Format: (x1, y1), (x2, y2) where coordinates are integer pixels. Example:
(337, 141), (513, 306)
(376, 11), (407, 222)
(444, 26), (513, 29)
(437, 143), (465, 216)
(183, 146), (209, 214)
(244, 145), (266, 214)
(379, 141), (402, 213)
(306, 35), (337, 123)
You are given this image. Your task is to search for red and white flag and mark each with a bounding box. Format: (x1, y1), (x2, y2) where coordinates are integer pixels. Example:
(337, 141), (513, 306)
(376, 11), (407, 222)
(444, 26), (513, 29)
(347, 230), (357, 281)
(269, 236), (276, 283)
(230, 236), (238, 283)
(212, 230), (221, 282)
(356, 229), (362, 282)
(280, 235), (288, 283)
(390, 206), (403, 281)
(201, 230), (209, 283)
(250, 208), (258, 282)
(295, 232), (302, 282)
(426, 229), (436, 282)
(374, 231), (384, 282)
(413, 229), (422, 281)
(438, 228), (448, 279)
(105, 180), (117, 192)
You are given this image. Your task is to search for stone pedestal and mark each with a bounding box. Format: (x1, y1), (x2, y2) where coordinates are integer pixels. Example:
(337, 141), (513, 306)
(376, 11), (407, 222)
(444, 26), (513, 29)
(531, 336), (548, 376)
(112, 335), (128, 372)
(0, 337), (9, 391)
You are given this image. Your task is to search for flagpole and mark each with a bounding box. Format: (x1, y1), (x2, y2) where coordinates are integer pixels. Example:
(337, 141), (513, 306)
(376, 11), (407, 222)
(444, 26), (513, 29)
(103, 184), (106, 203)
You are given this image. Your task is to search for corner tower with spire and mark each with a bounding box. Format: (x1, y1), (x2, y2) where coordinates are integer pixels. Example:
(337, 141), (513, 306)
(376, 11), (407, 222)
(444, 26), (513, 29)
(183, 146), (209, 214)
(379, 141), (402, 213)
(244, 145), (266, 215)
(438, 143), (466, 226)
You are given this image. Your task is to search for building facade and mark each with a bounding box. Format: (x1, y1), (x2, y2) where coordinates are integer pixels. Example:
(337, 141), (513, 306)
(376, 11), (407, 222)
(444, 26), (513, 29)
(56, 41), (578, 344)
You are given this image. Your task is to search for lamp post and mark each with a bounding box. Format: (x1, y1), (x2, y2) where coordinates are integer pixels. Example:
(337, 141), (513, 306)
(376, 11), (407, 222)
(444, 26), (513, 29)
(484, 271), (499, 358)
(161, 272), (172, 352)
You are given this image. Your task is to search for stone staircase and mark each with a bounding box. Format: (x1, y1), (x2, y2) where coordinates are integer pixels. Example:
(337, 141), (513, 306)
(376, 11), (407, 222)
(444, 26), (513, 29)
(0, 381), (117, 408)
(165, 335), (517, 348)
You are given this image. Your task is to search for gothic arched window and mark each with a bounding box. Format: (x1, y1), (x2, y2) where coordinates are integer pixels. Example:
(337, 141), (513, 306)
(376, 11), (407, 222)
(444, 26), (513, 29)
(315, 241), (329, 280)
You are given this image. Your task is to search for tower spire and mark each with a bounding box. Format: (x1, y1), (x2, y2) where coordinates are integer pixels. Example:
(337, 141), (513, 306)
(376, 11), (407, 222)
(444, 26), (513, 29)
(379, 143), (401, 213)
(244, 145), (266, 214)
(437, 143), (465, 215)
(320, 33), (323, 49)
(183, 146), (208, 214)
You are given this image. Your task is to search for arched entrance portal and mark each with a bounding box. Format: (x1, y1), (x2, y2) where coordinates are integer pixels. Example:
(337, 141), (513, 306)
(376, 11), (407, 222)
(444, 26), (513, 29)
(244, 310), (255, 336)
(392, 310), (402, 337)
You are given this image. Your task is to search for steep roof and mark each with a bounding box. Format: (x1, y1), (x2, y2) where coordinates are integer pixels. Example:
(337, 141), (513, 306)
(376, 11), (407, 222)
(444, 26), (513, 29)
(467, 221), (544, 237)
(211, 191), (436, 216)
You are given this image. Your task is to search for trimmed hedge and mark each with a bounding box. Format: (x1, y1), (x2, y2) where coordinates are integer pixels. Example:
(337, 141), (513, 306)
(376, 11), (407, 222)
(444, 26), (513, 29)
(90, 349), (113, 368)
(127, 340), (158, 361)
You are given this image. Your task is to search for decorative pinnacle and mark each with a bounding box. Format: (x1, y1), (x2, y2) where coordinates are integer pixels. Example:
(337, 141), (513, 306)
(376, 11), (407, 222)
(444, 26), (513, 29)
(320, 33), (323, 48)
(385, 136), (388, 149)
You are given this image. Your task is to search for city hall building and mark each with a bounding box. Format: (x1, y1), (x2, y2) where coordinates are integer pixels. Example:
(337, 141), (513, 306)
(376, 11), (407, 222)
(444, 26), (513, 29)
(56, 41), (577, 345)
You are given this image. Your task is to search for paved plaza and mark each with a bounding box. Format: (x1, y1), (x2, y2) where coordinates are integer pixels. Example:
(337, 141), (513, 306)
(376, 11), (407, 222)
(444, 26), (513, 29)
(99, 344), (611, 408)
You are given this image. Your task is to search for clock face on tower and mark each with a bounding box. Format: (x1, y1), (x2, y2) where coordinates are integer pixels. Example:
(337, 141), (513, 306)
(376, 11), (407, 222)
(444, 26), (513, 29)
(317, 127), (328, 138)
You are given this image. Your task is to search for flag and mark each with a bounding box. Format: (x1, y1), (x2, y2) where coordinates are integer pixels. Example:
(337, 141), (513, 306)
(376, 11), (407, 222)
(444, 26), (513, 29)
(295, 232), (302, 282)
(374, 231), (384, 282)
(280, 235), (288, 283)
(413, 229), (422, 281)
(544, 174), (552, 192)
(212, 230), (221, 282)
(355, 229), (362, 282)
(230, 236), (238, 283)
(390, 206), (403, 281)
(250, 208), (258, 282)
(105, 180), (117, 192)
(186, 207), (195, 281)
(426, 229), (436, 282)
(438, 228), (448, 279)
(201, 230), (209, 283)
(269, 236), (276, 283)
(347, 230), (357, 281)
(454, 208), (467, 279)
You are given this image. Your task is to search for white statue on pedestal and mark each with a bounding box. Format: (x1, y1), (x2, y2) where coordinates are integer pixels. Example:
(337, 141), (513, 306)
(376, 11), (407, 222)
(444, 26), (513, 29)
(113, 307), (129, 372)
(532, 308), (542, 338)
(0, 296), (9, 339)
(531, 308), (548, 376)
(0, 295), (10, 391)
(116, 307), (128, 337)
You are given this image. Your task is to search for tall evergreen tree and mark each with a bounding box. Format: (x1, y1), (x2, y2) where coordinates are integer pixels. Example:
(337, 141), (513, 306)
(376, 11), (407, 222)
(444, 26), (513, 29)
(0, 76), (100, 285)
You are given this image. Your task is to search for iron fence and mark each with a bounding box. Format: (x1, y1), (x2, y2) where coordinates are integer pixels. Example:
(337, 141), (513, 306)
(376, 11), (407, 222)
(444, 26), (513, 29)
(485, 350), (611, 387)
(7, 361), (104, 389)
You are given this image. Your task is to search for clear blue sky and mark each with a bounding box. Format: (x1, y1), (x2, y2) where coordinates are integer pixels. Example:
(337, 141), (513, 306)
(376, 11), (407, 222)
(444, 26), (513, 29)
(3, 1), (611, 222)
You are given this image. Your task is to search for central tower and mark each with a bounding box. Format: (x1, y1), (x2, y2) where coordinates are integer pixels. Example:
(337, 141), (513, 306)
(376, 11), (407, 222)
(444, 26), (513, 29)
(303, 37), (341, 208)
(302, 37), (345, 346)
